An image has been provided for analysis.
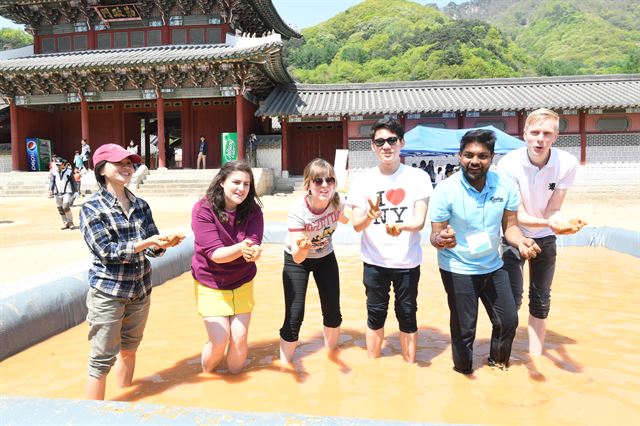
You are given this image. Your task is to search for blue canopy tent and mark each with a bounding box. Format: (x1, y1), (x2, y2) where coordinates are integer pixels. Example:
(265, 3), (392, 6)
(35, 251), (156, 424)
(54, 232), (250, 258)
(401, 125), (525, 157)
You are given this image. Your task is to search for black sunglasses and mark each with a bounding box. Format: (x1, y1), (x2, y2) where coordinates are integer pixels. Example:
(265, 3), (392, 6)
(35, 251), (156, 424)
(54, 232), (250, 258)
(312, 176), (336, 186)
(372, 136), (399, 147)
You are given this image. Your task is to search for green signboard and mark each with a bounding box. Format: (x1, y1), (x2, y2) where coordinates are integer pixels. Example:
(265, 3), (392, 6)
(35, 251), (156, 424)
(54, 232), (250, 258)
(221, 132), (238, 165)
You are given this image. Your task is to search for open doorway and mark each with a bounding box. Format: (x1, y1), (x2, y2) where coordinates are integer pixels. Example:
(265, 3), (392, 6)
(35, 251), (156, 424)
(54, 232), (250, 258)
(128, 111), (182, 169)
(146, 112), (182, 169)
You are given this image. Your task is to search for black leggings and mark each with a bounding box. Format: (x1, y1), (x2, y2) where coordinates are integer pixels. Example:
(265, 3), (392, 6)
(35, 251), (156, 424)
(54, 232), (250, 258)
(279, 251), (342, 342)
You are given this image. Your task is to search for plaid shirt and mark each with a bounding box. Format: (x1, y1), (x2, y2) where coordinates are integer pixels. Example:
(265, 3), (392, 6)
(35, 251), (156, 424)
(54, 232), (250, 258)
(80, 187), (164, 299)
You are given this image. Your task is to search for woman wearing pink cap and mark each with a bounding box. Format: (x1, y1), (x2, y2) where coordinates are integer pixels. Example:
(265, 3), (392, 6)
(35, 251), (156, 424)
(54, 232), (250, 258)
(79, 143), (184, 400)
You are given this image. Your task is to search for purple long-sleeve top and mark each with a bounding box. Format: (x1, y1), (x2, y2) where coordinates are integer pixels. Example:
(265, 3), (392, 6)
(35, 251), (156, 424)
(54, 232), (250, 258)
(191, 198), (264, 290)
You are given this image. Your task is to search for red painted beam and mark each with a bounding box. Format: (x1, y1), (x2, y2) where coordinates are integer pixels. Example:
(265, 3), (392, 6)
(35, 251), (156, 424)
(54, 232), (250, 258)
(9, 100), (20, 171)
(156, 92), (166, 169)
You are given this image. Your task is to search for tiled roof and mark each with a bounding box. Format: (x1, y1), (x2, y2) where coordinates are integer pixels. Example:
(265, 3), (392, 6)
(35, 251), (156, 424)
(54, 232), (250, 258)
(0, 0), (300, 40)
(256, 75), (640, 117)
(0, 41), (287, 74)
(0, 45), (33, 60)
(247, 0), (301, 39)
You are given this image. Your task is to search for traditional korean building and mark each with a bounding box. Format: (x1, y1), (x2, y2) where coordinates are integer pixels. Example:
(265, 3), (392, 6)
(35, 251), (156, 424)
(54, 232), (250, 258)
(0, 2), (638, 176)
(256, 75), (640, 174)
(0, 0), (300, 170)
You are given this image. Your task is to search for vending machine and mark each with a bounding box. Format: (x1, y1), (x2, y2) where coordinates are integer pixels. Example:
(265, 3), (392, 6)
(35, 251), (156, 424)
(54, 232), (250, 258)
(25, 137), (53, 171)
(221, 132), (238, 165)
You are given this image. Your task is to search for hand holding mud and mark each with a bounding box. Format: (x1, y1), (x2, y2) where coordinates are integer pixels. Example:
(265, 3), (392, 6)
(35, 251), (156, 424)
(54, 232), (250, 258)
(436, 225), (457, 249)
(385, 223), (403, 237)
(240, 238), (262, 262)
(158, 233), (186, 248)
(519, 238), (542, 260)
(549, 215), (587, 235)
(296, 235), (312, 250)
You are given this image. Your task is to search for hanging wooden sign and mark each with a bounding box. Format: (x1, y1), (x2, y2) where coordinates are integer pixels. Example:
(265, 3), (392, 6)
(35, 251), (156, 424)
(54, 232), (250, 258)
(95, 4), (141, 22)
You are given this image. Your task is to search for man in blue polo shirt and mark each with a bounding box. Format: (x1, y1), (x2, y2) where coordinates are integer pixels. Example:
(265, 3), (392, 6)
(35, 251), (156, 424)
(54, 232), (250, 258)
(429, 129), (541, 375)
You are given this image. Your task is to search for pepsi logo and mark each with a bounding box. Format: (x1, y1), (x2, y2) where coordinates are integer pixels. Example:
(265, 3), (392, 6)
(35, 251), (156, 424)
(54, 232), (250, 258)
(27, 141), (36, 150)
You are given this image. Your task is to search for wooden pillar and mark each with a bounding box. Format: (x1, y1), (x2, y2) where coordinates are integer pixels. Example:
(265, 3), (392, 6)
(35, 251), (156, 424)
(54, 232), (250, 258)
(399, 113), (406, 132)
(115, 101), (125, 145)
(235, 94), (245, 161)
(517, 110), (525, 137)
(33, 34), (41, 54)
(181, 99), (193, 168)
(80, 94), (90, 142)
(144, 116), (151, 168)
(457, 112), (465, 129)
(162, 24), (170, 45)
(87, 28), (96, 50)
(281, 117), (289, 177)
(342, 116), (349, 149)
(579, 109), (587, 165)
(156, 91), (166, 169)
(400, 114), (406, 164)
(9, 100), (20, 171)
(221, 24), (230, 43)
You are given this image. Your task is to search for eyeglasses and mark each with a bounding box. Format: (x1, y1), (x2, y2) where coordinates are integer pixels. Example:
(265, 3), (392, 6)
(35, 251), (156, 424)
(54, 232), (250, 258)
(372, 136), (399, 147)
(312, 176), (336, 186)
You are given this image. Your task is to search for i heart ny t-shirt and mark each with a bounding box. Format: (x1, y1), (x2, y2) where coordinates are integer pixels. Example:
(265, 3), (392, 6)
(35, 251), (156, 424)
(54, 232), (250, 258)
(347, 164), (432, 268)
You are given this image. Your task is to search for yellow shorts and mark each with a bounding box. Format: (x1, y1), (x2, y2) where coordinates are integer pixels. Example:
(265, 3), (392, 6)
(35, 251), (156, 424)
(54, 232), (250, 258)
(194, 280), (254, 317)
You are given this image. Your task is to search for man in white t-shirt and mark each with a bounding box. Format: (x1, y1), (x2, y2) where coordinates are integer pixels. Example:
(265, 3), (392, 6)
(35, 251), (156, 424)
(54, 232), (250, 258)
(347, 118), (431, 363)
(498, 108), (587, 357)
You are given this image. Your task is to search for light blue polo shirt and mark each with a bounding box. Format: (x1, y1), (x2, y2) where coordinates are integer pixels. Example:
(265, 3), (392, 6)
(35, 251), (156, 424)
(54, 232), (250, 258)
(429, 170), (520, 274)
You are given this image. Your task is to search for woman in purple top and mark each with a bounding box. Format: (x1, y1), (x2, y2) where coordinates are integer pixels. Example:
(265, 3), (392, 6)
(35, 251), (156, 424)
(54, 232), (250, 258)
(191, 161), (264, 374)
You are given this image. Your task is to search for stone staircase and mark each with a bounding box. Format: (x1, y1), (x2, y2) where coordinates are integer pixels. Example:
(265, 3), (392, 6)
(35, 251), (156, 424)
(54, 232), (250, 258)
(273, 175), (304, 195)
(130, 169), (215, 198)
(0, 172), (52, 197)
(1, 164), (636, 197)
(0, 168), (277, 197)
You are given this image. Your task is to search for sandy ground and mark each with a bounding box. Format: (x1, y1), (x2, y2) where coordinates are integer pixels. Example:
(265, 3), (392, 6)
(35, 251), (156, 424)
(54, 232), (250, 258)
(0, 189), (638, 285)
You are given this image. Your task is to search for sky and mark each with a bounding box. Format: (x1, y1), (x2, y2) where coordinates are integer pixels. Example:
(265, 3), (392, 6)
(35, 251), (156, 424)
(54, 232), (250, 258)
(272, 0), (460, 30)
(0, 1), (462, 31)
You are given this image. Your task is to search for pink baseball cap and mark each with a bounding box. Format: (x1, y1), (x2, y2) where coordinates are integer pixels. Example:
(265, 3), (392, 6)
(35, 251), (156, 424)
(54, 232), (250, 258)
(93, 143), (141, 165)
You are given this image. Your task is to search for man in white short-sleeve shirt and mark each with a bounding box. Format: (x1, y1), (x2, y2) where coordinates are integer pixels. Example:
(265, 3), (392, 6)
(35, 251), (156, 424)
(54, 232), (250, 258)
(498, 108), (587, 357)
(347, 118), (431, 363)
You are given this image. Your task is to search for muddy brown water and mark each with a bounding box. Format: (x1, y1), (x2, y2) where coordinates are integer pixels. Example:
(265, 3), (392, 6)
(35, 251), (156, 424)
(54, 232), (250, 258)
(0, 245), (638, 425)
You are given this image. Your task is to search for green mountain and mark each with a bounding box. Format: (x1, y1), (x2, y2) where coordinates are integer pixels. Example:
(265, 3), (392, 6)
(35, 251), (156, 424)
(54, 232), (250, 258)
(284, 0), (533, 83)
(0, 28), (32, 49)
(443, 0), (640, 75)
(285, 0), (639, 83)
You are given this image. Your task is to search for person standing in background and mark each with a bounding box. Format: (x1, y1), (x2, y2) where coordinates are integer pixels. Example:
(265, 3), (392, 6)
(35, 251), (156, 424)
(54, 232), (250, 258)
(72, 166), (82, 202)
(426, 160), (436, 186)
(127, 140), (139, 155)
(197, 135), (208, 169)
(435, 166), (444, 185)
(50, 157), (77, 230)
(74, 150), (85, 171)
(81, 139), (91, 170)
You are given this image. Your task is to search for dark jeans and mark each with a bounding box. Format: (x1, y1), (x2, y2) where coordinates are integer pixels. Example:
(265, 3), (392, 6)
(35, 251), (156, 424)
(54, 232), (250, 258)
(502, 235), (557, 319)
(440, 268), (518, 374)
(280, 251), (342, 342)
(363, 263), (420, 333)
